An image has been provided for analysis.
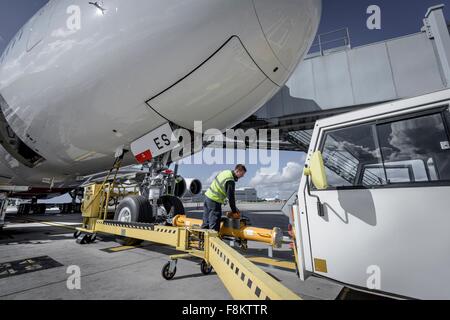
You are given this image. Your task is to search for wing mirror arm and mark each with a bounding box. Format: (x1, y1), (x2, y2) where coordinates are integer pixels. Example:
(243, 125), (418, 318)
(305, 167), (325, 217)
(303, 151), (328, 217)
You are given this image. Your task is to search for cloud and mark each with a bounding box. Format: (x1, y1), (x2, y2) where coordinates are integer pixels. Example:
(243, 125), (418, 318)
(249, 162), (303, 199)
(250, 162), (302, 186)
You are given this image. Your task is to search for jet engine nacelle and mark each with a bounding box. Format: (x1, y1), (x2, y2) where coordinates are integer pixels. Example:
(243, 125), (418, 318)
(185, 179), (203, 197)
(174, 177), (203, 198)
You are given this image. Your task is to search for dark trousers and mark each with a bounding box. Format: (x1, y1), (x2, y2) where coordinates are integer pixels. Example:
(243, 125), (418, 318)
(202, 197), (222, 232)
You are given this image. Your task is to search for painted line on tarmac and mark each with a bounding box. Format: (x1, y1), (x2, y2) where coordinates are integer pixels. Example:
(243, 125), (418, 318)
(8, 217), (81, 231)
(101, 244), (155, 253)
(101, 245), (139, 253)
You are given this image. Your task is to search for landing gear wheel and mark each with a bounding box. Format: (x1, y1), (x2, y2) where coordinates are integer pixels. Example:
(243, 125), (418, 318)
(158, 195), (185, 217)
(59, 204), (67, 214)
(38, 204), (46, 215)
(113, 196), (153, 246)
(162, 262), (177, 280)
(19, 204), (30, 215)
(200, 260), (213, 275)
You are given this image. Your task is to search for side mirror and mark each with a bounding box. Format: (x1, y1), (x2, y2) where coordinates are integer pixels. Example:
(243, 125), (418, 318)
(304, 151), (328, 190)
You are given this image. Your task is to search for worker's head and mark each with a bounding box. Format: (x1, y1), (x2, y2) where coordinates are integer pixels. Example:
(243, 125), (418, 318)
(234, 164), (247, 179)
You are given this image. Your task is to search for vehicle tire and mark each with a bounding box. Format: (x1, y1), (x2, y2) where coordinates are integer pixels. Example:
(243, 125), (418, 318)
(161, 262), (177, 280)
(86, 234), (97, 243)
(114, 196), (154, 246)
(23, 204), (30, 215)
(200, 260), (213, 275)
(158, 195), (185, 217)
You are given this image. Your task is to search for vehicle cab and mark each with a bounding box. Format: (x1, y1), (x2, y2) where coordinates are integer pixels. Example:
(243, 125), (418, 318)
(293, 89), (450, 299)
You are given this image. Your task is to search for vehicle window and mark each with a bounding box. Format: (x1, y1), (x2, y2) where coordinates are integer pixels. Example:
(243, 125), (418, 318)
(445, 107), (450, 129)
(377, 113), (450, 183)
(321, 124), (386, 187)
(362, 159), (429, 183)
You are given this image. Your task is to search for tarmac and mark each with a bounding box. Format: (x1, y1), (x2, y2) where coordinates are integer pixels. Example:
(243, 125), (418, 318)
(0, 203), (365, 300)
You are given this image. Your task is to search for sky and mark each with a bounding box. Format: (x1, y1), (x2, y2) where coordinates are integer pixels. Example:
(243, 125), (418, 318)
(1, 0), (450, 200)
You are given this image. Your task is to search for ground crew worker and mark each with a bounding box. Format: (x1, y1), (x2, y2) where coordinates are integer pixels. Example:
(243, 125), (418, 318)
(202, 164), (247, 232)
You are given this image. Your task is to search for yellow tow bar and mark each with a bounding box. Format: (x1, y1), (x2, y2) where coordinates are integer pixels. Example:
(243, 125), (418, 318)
(77, 220), (300, 300)
(172, 215), (283, 248)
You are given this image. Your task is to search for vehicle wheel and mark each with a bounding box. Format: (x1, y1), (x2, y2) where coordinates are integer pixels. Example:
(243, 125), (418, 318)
(23, 204), (30, 215)
(89, 234), (97, 243)
(73, 230), (81, 239)
(158, 195), (185, 216)
(200, 260), (213, 275)
(162, 262), (177, 280)
(114, 196), (153, 246)
(85, 234), (97, 243)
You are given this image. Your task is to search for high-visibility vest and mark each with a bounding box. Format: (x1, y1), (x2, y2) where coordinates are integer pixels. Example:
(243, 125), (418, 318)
(205, 170), (235, 204)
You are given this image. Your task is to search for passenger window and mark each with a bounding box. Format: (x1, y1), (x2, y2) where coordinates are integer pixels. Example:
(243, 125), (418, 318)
(377, 113), (450, 183)
(321, 124), (386, 188)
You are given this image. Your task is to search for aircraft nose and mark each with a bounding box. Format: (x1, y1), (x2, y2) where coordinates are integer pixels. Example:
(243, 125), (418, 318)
(253, 0), (321, 72)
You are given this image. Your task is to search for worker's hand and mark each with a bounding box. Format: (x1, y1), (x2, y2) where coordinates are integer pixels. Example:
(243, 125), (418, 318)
(226, 211), (241, 219)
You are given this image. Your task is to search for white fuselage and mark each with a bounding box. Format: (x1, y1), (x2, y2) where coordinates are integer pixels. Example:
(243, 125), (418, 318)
(0, 0), (321, 189)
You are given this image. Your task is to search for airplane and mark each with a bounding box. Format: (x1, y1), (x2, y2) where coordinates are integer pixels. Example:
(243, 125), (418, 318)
(0, 0), (322, 229)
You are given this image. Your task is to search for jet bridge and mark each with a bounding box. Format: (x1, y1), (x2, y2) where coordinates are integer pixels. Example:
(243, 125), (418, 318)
(239, 5), (450, 153)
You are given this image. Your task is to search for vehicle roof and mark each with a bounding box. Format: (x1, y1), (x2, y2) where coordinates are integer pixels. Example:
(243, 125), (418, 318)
(315, 88), (450, 129)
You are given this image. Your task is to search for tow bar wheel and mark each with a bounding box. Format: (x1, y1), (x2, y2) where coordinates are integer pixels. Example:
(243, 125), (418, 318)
(200, 260), (213, 275)
(162, 261), (177, 280)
